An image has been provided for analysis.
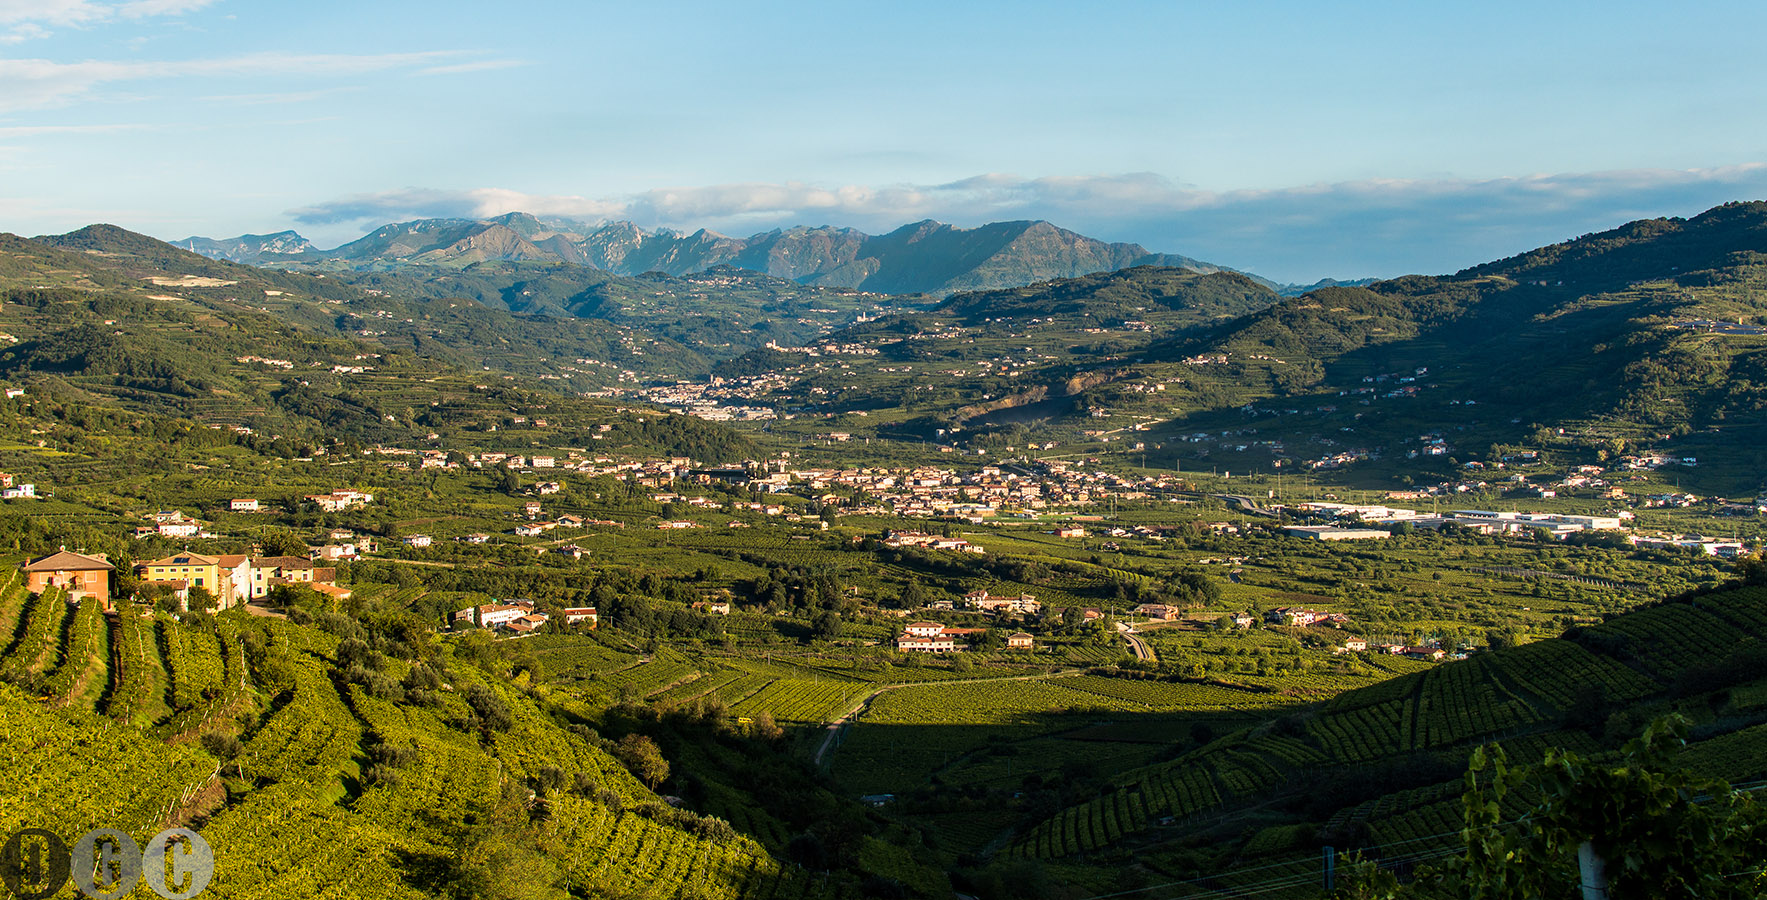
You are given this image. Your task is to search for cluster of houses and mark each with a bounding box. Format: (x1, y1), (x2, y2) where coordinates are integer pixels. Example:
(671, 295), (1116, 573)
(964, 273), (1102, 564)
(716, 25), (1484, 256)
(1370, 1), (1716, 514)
(881, 531), (985, 554)
(452, 600), (597, 635)
(136, 510), (209, 540)
(19, 548), (346, 611)
(135, 551), (346, 608)
(963, 589), (1041, 616)
(304, 490), (375, 512)
(1264, 607), (1351, 627)
(894, 620), (1034, 653)
(0, 473), (36, 500)
(1335, 637), (1457, 661)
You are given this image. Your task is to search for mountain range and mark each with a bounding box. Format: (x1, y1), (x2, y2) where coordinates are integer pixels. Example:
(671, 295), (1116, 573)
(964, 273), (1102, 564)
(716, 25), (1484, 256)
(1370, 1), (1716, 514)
(177, 214), (1286, 296)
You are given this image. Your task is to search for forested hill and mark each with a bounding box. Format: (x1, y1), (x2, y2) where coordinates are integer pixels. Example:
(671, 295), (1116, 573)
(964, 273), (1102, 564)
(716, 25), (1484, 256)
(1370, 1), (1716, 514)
(0, 227), (752, 460)
(1152, 200), (1767, 438)
(935, 266), (1279, 326)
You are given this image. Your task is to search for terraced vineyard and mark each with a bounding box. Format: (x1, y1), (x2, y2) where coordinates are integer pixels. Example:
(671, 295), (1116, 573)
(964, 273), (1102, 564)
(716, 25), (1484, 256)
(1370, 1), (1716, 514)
(0, 591), (842, 900)
(999, 585), (1767, 874)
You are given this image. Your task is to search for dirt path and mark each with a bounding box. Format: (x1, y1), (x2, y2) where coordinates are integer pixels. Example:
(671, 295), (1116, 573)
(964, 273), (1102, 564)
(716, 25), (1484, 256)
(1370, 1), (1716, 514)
(1123, 630), (1156, 663)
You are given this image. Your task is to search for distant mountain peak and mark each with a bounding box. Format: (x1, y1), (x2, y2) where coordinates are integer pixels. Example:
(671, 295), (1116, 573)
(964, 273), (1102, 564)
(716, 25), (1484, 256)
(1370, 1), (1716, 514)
(177, 213), (1274, 295)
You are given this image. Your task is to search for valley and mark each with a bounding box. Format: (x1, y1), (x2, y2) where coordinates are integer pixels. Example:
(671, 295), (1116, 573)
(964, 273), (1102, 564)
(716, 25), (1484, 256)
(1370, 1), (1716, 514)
(3, 204), (1767, 898)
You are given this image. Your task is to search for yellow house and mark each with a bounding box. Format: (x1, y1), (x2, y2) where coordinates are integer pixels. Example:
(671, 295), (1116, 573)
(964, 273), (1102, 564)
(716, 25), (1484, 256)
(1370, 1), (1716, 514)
(138, 552), (222, 597)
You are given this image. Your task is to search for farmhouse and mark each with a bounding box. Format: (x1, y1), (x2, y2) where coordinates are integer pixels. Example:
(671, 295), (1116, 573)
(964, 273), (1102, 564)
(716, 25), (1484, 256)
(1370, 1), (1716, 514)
(456, 603), (531, 629)
(138, 553), (221, 597)
(563, 607), (599, 627)
(403, 534), (433, 547)
(312, 543), (361, 561)
(896, 621), (964, 652)
(966, 590), (1041, 615)
(1007, 632), (1035, 650)
(21, 550), (114, 603)
(881, 531), (984, 553)
(153, 511), (200, 538)
(229, 498), (260, 512)
(1265, 607), (1348, 627)
(1132, 603), (1180, 621)
(305, 490), (373, 512)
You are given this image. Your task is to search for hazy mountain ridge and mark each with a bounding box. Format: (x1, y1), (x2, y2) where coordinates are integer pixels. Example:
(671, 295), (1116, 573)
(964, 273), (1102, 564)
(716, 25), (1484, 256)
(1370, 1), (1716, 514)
(183, 215), (1265, 295)
(171, 230), (316, 263)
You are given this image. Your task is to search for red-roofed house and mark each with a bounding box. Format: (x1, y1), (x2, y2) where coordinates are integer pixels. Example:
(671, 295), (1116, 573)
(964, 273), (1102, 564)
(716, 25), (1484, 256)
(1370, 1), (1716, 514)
(21, 550), (114, 604)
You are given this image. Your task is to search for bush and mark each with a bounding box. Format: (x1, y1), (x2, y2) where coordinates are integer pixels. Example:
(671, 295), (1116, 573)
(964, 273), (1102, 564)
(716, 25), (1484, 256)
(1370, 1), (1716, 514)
(465, 683), (512, 731)
(200, 731), (242, 760)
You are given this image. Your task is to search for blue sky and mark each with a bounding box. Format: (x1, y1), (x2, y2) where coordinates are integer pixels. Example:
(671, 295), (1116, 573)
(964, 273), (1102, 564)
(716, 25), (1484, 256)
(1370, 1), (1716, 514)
(2, 1), (1766, 282)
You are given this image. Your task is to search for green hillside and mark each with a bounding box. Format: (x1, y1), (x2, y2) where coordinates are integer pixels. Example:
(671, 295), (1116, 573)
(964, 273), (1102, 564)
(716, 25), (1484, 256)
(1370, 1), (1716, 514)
(342, 262), (936, 360)
(976, 578), (1767, 893)
(0, 229), (750, 460)
(699, 202), (1767, 494)
(0, 586), (855, 900)
(9, 227), (706, 386)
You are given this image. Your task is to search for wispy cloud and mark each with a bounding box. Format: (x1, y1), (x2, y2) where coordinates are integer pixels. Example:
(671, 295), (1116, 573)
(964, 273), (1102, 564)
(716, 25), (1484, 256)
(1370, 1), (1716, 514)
(416, 59), (526, 76)
(0, 50), (461, 112)
(0, 0), (108, 26)
(0, 0), (217, 41)
(289, 165), (1767, 281)
(0, 22), (49, 43)
(115, 0), (220, 18)
(198, 85), (358, 105)
(0, 121), (149, 136)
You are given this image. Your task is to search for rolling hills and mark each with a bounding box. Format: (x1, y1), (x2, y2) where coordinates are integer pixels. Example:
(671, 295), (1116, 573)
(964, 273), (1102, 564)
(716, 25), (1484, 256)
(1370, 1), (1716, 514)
(714, 201), (1767, 493)
(0, 227), (750, 460)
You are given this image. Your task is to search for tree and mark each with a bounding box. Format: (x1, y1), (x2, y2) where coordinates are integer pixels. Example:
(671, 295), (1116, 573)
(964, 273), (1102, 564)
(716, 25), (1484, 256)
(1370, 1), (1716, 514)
(184, 584), (217, 613)
(811, 610), (841, 641)
(749, 710), (784, 742)
(499, 467), (521, 495)
(617, 734), (670, 789)
(1342, 716), (1767, 899)
(898, 581), (928, 609)
(257, 530), (309, 558)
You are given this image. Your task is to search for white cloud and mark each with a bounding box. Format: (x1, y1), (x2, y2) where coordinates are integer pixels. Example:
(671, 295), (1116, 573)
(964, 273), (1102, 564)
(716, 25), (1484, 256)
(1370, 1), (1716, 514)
(0, 22), (50, 44)
(288, 165), (1767, 281)
(0, 50), (460, 112)
(0, 0), (107, 26)
(0, 0), (216, 40)
(115, 0), (220, 18)
(415, 59), (527, 76)
(0, 122), (148, 136)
